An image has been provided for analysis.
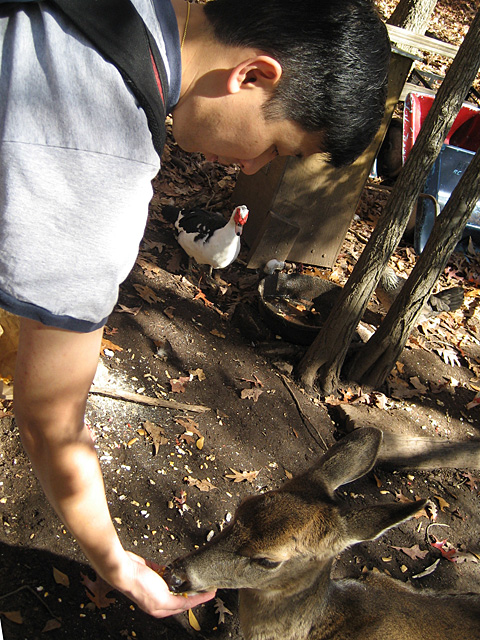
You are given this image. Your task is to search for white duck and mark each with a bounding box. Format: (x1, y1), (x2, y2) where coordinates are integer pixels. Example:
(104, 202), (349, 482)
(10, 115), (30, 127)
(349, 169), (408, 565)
(163, 205), (249, 275)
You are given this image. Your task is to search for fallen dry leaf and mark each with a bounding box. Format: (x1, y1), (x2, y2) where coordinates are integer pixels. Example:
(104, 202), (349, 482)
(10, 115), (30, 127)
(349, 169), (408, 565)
(53, 566), (70, 587)
(409, 376), (428, 394)
(81, 573), (116, 608)
(393, 490), (415, 503)
(391, 544), (429, 560)
(324, 394), (341, 406)
(133, 283), (162, 304)
(185, 476), (216, 492)
(143, 420), (168, 454)
(389, 376), (421, 400)
(169, 376), (190, 393)
(136, 256), (161, 279)
(225, 468), (260, 483)
(163, 306), (176, 319)
(115, 303), (141, 315)
(189, 368), (206, 381)
(0, 309), (20, 380)
(188, 608), (201, 631)
(101, 337), (123, 355)
(462, 471), (479, 491)
(142, 239), (164, 254)
(0, 611), (23, 624)
(434, 495), (450, 512)
(340, 387), (356, 403)
(194, 290), (214, 307)
(429, 537), (458, 563)
(42, 619), (62, 632)
(240, 388), (264, 402)
(214, 597), (233, 625)
(434, 346), (461, 367)
(175, 417), (201, 436)
(454, 550), (479, 564)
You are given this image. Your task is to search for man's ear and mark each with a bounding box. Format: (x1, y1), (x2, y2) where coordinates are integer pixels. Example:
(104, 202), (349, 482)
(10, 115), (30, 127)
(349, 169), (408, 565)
(227, 56), (282, 94)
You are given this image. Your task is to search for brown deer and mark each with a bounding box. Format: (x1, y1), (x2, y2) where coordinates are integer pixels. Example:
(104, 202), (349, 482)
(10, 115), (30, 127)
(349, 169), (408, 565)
(164, 427), (480, 640)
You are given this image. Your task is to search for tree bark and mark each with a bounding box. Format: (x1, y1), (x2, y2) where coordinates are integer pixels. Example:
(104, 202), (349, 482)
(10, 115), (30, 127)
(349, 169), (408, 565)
(387, 0), (437, 32)
(296, 7), (480, 395)
(387, 0), (438, 55)
(349, 145), (480, 387)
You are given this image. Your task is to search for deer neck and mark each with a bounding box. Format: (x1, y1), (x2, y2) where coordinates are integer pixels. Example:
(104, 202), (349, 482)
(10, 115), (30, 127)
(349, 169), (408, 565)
(238, 560), (333, 640)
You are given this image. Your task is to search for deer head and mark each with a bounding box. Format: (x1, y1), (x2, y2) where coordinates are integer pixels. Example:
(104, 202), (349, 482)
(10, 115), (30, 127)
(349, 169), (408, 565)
(164, 428), (426, 599)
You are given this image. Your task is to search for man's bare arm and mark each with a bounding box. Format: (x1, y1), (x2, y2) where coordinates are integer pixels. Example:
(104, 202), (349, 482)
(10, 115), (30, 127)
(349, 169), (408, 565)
(13, 318), (214, 616)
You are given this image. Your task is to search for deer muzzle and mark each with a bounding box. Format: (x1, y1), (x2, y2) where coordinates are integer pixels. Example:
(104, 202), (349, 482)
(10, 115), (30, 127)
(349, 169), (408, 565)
(162, 564), (192, 594)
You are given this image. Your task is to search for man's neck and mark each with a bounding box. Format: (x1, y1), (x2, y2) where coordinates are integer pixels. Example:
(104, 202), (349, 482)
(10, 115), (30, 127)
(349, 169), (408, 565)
(170, 0), (210, 99)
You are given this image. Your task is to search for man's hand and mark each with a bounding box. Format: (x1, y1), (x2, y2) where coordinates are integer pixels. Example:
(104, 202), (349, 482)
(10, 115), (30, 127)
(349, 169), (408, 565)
(115, 551), (215, 617)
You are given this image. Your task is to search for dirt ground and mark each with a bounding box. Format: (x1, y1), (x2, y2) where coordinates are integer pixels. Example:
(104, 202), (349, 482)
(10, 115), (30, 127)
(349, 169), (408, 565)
(1, 174), (480, 638)
(2, 1), (480, 636)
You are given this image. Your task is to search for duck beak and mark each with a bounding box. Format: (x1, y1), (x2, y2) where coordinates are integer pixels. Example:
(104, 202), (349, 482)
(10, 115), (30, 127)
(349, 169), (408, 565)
(235, 223), (244, 236)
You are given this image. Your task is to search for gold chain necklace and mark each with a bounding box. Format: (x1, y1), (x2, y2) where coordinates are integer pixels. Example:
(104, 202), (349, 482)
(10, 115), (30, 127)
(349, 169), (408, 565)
(180, 2), (191, 52)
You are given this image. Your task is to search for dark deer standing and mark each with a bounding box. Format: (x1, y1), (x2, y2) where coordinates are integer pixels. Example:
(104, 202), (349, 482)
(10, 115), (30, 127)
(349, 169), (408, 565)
(164, 428), (480, 640)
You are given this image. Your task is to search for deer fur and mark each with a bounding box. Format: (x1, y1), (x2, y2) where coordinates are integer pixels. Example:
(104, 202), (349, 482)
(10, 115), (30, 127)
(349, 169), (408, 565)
(164, 428), (480, 640)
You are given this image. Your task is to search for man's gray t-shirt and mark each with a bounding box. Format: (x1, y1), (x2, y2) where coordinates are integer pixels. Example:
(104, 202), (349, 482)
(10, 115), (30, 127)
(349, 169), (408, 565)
(0, 0), (181, 331)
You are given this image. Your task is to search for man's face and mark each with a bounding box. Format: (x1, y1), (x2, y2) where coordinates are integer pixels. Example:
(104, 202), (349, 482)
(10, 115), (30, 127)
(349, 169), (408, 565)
(171, 89), (323, 175)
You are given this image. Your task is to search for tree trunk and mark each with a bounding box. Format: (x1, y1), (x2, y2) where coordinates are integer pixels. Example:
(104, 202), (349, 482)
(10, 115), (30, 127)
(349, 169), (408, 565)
(388, 0), (437, 32)
(296, 7), (480, 395)
(387, 0), (438, 54)
(349, 145), (480, 387)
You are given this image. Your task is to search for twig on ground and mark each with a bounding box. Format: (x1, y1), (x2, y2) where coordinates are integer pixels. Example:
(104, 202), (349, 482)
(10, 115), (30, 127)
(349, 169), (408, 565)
(280, 375), (328, 451)
(89, 387), (210, 413)
(0, 585), (60, 620)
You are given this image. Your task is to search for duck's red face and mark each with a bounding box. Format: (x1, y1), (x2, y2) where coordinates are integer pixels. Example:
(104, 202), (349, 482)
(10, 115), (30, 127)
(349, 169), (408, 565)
(234, 205), (249, 236)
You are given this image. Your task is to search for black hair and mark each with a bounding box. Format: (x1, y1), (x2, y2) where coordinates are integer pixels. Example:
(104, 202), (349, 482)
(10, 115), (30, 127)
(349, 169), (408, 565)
(203, 0), (390, 167)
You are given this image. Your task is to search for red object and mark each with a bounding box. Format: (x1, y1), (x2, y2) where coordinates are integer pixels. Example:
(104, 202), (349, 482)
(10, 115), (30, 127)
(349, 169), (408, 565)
(403, 92), (480, 162)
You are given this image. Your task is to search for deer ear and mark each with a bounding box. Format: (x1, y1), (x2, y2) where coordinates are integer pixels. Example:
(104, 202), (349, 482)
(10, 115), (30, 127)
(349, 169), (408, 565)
(317, 428), (383, 492)
(343, 500), (427, 545)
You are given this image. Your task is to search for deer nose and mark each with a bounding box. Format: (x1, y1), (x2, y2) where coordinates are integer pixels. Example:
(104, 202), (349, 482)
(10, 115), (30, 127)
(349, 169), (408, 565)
(162, 565), (191, 593)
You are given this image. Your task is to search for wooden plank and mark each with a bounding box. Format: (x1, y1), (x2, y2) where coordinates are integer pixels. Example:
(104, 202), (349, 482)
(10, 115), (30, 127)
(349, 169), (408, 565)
(387, 24), (459, 59)
(245, 210), (300, 270)
(275, 154), (370, 266)
(400, 81), (437, 102)
(399, 82), (479, 105)
(234, 157), (286, 249)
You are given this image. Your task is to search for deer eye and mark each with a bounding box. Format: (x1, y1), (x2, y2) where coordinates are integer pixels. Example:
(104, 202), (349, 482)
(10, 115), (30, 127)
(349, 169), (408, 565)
(252, 558), (281, 569)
